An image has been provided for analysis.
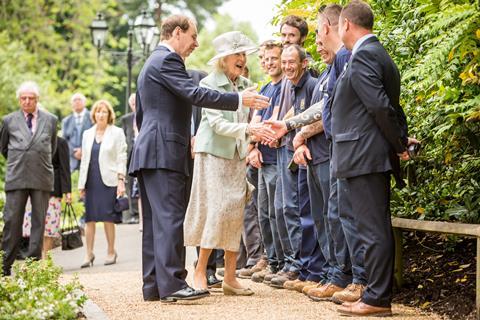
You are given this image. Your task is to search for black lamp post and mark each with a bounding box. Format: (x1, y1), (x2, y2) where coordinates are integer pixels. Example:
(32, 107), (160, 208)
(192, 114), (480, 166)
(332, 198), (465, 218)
(90, 13), (108, 57)
(89, 11), (159, 114)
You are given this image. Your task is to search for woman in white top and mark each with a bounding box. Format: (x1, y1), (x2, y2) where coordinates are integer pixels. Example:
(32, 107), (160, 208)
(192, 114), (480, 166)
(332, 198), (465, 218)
(78, 99), (127, 268)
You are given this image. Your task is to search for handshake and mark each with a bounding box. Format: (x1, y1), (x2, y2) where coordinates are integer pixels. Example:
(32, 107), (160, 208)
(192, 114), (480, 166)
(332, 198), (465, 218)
(246, 119), (289, 147)
(246, 119), (314, 168)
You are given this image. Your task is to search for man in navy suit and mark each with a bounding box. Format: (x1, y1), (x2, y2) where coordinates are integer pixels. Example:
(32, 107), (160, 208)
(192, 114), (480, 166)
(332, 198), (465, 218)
(128, 14), (270, 302)
(331, 1), (415, 316)
(61, 93), (92, 172)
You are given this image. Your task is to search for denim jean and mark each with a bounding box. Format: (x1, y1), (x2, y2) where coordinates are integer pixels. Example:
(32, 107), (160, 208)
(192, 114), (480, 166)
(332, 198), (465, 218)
(298, 168), (328, 282)
(275, 147), (302, 272)
(306, 161), (333, 282)
(258, 164), (284, 270)
(325, 173), (353, 287)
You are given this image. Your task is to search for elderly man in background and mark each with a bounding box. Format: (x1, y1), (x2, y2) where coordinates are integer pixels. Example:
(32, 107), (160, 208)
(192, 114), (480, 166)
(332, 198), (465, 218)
(120, 93), (140, 225)
(62, 92), (92, 172)
(0, 81), (58, 276)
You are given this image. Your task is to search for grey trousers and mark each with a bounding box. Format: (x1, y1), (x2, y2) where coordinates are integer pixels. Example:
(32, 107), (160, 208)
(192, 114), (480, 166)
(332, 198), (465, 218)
(122, 175), (139, 222)
(240, 166), (263, 267)
(2, 189), (49, 275)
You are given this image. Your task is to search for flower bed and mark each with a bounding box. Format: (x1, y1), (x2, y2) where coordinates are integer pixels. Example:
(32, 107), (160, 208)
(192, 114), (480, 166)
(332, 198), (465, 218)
(0, 254), (86, 320)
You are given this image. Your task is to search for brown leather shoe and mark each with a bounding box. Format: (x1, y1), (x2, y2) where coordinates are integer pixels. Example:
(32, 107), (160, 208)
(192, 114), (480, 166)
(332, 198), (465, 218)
(337, 301), (392, 317)
(238, 258), (268, 279)
(293, 280), (318, 293)
(341, 300), (359, 307)
(263, 270), (285, 284)
(302, 283), (321, 295)
(270, 271), (298, 288)
(308, 283), (344, 301)
(331, 283), (366, 304)
(251, 266), (275, 283)
(283, 279), (302, 290)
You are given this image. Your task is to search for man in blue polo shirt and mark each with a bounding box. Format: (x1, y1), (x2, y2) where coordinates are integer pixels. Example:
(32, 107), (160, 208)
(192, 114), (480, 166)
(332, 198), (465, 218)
(248, 42), (285, 282)
(269, 44), (330, 289)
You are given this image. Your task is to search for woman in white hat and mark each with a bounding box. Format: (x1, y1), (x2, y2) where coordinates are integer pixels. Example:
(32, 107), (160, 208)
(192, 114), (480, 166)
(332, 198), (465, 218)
(184, 31), (272, 296)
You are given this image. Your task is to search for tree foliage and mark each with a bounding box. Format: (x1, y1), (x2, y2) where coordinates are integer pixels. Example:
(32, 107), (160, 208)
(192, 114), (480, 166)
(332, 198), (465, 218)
(0, 0), (227, 212)
(0, 0), (228, 119)
(276, 0), (480, 222)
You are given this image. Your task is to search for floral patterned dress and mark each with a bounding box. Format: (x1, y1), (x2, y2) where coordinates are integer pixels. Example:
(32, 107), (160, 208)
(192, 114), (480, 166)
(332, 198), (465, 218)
(23, 197), (62, 238)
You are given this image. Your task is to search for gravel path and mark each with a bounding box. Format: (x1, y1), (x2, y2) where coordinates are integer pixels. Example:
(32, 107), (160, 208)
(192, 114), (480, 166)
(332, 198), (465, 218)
(54, 224), (443, 320)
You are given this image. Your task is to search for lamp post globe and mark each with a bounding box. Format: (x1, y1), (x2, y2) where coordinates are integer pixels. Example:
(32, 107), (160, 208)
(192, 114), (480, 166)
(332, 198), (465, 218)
(134, 10), (157, 54)
(89, 12), (108, 55)
(148, 27), (161, 54)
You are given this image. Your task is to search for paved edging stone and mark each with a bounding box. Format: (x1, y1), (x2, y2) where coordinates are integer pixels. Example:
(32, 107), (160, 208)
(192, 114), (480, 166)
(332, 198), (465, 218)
(83, 298), (109, 320)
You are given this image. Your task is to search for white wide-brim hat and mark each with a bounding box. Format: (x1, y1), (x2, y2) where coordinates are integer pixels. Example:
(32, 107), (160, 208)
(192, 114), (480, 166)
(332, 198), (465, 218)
(207, 31), (259, 66)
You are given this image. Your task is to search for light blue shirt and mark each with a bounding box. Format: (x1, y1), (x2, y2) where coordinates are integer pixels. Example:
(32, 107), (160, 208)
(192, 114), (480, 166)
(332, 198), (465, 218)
(352, 33), (376, 56)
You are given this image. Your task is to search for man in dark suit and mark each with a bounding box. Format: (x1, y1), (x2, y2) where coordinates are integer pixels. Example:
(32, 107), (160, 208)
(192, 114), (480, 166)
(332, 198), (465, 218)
(0, 81), (57, 276)
(120, 93), (139, 224)
(331, 1), (414, 316)
(128, 14), (270, 302)
(61, 93), (92, 172)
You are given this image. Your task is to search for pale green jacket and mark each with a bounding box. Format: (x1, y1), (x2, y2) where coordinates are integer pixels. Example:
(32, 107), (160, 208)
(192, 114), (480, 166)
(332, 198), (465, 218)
(193, 71), (251, 160)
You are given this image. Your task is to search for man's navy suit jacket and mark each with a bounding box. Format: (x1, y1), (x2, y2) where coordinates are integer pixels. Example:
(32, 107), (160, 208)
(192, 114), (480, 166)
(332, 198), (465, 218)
(330, 36), (408, 180)
(129, 46), (239, 177)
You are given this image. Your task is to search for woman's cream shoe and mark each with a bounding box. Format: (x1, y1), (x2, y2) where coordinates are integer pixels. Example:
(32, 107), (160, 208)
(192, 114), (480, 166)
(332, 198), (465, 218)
(104, 252), (118, 266)
(222, 281), (254, 296)
(81, 254), (95, 268)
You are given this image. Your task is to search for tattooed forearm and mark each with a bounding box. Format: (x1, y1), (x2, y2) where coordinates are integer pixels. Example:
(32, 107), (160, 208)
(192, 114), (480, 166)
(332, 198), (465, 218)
(285, 100), (324, 131)
(300, 120), (324, 139)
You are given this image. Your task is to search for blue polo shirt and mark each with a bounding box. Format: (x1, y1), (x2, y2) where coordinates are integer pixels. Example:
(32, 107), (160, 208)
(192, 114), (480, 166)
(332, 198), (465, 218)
(307, 68), (331, 165)
(322, 47), (351, 141)
(257, 81), (282, 165)
(291, 71), (317, 154)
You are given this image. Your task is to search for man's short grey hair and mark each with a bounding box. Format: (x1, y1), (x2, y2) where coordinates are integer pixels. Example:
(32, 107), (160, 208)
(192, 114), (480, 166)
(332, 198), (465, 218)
(16, 81), (40, 98)
(70, 92), (87, 104)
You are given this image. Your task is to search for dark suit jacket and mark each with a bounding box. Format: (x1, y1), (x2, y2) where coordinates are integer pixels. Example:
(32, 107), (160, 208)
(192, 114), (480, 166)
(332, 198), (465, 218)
(61, 109), (92, 170)
(52, 136), (71, 197)
(129, 46), (239, 177)
(0, 109), (57, 191)
(187, 70), (207, 134)
(120, 112), (135, 157)
(330, 36), (408, 179)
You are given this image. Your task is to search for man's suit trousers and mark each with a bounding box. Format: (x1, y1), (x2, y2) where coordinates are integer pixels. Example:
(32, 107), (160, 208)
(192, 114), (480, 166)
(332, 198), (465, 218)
(341, 172), (394, 307)
(2, 189), (49, 276)
(137, 169), (188, 299)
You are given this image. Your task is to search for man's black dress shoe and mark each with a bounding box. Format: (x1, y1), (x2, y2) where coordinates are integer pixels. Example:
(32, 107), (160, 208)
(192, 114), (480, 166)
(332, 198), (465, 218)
(143, 295), (160, 301)
(160, 286), (210, 302)
(207, 274), (222, 288)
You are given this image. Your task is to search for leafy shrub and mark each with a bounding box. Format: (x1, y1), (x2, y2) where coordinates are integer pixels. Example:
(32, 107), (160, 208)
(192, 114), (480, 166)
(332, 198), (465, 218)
(0, 253), (86, 320)
(276, 0), (480, 222)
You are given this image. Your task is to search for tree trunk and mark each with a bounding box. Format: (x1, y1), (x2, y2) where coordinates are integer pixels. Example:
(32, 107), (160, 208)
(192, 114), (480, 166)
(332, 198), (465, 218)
(155, 0), (162, 26)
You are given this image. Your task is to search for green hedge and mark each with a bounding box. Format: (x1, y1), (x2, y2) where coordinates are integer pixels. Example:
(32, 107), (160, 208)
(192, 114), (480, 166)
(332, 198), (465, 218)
(276, 0), (480, 223)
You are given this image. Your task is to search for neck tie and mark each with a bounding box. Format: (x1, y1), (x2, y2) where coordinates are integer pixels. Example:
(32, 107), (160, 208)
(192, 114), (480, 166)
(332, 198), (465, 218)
(26, 113), (33, 133)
